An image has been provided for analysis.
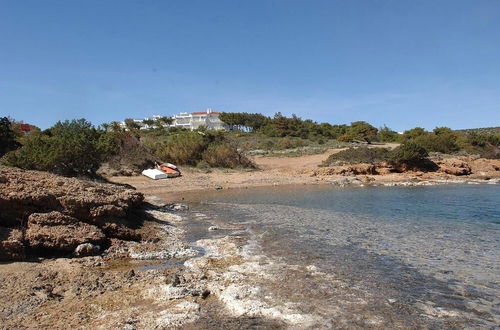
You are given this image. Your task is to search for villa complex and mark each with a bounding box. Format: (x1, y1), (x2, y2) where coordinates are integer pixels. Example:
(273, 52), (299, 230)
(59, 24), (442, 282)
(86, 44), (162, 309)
(120, 108), (227, 131)
(171, 109), (226, 130)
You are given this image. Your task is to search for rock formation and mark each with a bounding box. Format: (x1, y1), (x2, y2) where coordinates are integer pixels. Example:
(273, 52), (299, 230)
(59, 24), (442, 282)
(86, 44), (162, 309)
(0, 166), (144, 261)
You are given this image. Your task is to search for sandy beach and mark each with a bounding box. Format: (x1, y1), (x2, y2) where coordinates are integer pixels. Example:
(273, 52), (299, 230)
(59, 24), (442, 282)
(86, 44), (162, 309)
(108, 148), (500, 200)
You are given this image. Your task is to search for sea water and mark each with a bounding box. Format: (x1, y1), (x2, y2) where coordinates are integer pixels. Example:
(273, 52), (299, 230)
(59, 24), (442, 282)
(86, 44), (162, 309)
(192, 184), (499, 328)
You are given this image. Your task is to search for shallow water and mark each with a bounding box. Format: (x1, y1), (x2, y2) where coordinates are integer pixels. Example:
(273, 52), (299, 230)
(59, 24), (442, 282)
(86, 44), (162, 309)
(190, 184), (500, 328)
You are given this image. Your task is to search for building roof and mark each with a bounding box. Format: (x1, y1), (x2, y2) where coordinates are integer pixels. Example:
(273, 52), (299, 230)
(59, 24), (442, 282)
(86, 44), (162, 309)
(192, 111), (220, 115)
(20, 124), (32, 132)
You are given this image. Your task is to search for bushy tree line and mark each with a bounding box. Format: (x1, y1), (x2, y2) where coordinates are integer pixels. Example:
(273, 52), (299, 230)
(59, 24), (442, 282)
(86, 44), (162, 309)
(220, 112), (382, 142)
(219, 112), (268, 132)
(400, 127), (499, 158)
(220, 112), (499, 158)
(2, 119), (117, 176)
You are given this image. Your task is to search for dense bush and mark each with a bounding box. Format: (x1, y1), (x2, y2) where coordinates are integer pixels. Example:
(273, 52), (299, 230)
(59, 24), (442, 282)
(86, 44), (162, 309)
(2, 119), (114, 176)
(146, 130), (255, 168)
(337, 134), (355, 142)
(153, 131), (207, 166)
(389, 141), (429, 165)
(457, 131), (500, 159)
(276, 137), (307, 149)
(202, 143), (255, 168)
(411, 127), (460, 154)
(348, 121), (378, 142)
(0, 117), (20, 156)
(322, 147), (391, 166)
(99, 131), (156, 173)
(377, 125), (400, 142)
(323, 143), (436, 171)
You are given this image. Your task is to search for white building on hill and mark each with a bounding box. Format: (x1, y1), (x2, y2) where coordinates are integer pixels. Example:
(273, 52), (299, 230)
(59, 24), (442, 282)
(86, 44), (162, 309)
(118, 109), (227, 131)
(172, 108), (226, 130)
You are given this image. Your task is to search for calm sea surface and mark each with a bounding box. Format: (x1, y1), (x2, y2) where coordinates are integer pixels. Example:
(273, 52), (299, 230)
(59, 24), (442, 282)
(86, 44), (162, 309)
(187, 184), (500, 328)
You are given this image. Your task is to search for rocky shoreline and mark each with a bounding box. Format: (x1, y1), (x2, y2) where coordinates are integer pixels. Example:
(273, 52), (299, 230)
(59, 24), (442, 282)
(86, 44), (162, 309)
(0, 166), (313, 329)
(0, 166), (144, 261)
(1, 160), (499, 329)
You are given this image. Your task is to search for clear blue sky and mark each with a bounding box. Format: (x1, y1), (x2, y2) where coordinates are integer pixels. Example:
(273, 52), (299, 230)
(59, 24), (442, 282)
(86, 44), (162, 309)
(1, 0), (499, 130)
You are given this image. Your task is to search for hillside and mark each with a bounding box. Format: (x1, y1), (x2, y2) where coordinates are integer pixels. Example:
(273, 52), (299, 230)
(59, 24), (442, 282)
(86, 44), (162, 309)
(456, 127), (500, 135)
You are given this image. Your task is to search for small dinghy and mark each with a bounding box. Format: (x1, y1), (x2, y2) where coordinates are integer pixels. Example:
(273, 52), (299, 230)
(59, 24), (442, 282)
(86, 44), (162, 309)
(156, 162), (181, 178)
(141, 168), (168, 180)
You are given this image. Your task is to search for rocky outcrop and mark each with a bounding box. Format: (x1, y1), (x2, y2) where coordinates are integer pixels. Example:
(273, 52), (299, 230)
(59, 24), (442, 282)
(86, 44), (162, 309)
(0, 227), (25, 261)
(309, 157), (499, 178)
(0, 166), (145, 261)
(437, 160), (472, 176)
(468, 158), (500, 173)
(310, 164), (378, 176)
(26, 212), (106, 255)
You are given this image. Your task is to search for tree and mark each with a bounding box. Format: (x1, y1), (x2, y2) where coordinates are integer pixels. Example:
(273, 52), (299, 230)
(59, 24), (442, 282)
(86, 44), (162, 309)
(219, 112), (269, 132)
(124, 118), (141, 131)
(348, 121), (378, 142)
(153, 116), (173, 130)
(402, 127), (427, 140)
(0, 117), (21, 156)
(159, 116), (174, 125)
(377, 125), (399, 142)
(109, 121), (124, 132)
(142, 119), (155, 126)
(390, 141), (429, 166)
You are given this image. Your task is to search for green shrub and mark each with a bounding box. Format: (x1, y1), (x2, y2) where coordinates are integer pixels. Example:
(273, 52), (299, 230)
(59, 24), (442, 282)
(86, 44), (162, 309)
(415, 134), (459, 154)
(390, 141), (429, 165)
(337, 134), (355, 142)
(456, 132), (500, 159)
(100, 131), (156, 171)
(0, 117), (21, 156)
(202, 143), (255, 168)
(275, 137), (307, 150)
(2, 119), (110, 175)
(155, 131), (207, 166)
(401, 127), (427, 140)
(348, 121), (378, 141)
(377, 125), (400, 142)
(322, 147), (391, 166)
